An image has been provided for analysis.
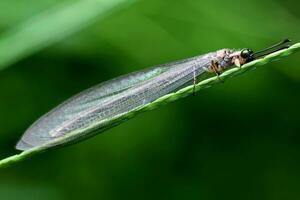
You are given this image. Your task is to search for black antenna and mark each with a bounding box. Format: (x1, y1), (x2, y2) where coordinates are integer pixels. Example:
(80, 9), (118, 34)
(252, 39), (291, 59)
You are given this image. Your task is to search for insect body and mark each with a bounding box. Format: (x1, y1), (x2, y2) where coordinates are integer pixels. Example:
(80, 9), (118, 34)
(16, 40), (291, 151)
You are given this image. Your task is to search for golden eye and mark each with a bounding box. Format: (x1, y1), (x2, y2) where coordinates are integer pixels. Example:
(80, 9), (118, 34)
(241, 49), (254, 59)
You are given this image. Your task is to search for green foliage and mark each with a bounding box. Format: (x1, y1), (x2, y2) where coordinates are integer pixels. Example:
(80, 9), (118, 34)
(0, 0), (136, 69)
(1, 42), (299, 169)
(1, 0), (300, 198)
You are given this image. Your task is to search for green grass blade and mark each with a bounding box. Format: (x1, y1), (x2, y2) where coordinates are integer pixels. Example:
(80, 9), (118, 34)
(0, 0), (136, 70)
(0, 43), (299, 169)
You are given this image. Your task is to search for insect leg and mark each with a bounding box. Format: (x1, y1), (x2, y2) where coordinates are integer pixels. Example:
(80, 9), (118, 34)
(193, 64), (197, 96)
(210, 61), (224, 83)
(234, 59), (242, 69)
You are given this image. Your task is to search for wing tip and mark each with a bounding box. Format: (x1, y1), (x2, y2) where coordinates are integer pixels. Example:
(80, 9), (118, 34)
(15, 140), (34, 151)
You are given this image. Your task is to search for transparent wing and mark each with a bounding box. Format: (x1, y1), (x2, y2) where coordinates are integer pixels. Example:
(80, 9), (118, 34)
(16, 54), (211, 150)
(16, 66), (170, 150)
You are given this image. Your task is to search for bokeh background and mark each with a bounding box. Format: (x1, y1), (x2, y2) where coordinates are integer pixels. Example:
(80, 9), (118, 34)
(0, 0), (300, 199)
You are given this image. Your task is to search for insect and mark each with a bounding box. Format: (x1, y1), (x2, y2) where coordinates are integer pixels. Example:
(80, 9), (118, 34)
(16, 39), (291, 151)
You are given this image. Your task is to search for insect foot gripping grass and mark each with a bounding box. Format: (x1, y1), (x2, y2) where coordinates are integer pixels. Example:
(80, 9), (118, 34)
(0, 41), (300, 169)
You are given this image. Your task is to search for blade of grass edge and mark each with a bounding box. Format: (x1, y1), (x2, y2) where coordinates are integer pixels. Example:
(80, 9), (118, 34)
(0, 0), (136, 70)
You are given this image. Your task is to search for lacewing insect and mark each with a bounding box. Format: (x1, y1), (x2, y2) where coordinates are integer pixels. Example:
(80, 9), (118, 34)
(16, 39), (291, 151)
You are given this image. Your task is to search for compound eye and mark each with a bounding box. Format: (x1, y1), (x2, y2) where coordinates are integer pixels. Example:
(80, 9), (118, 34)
(241, 49), (253, 59)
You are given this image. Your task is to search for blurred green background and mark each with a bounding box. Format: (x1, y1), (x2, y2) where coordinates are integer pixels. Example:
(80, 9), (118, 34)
(0, 0), (300, 199)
